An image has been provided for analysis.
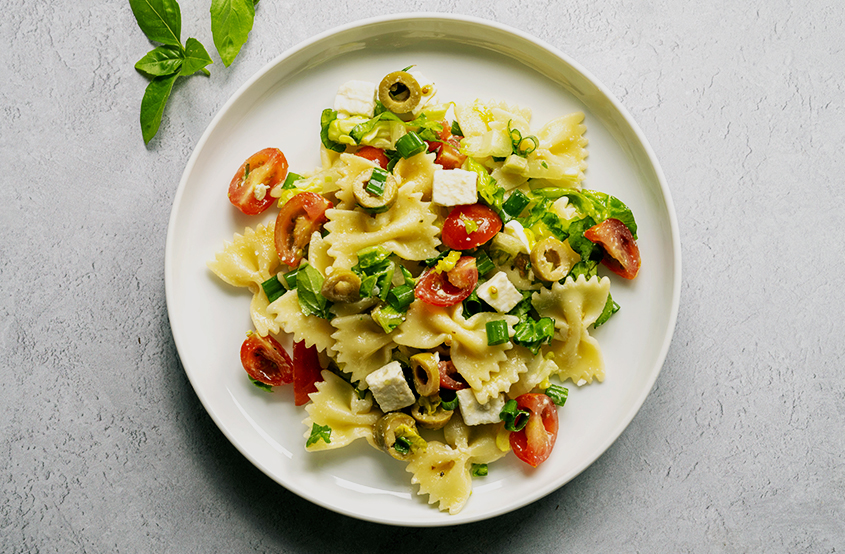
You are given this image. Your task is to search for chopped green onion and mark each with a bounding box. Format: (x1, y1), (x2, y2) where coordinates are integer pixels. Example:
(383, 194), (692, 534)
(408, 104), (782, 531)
(471, 463), (488, 477)
(399, 265), (416, 286)
(400, 64), (415, 72)
(440, 389), (459, 410)
(492, 156), (506, 162)
(462, 288), (485, 317)
(541, 161), (549, 169)
(260, 275), (286, 303)
(281, 172), (303, 190)
(384, 149), (402, 171)
(356, 245), (392, 269)
(503, 190), (531, 217)
(393, 436), (411, 455)
(377, 261), (395, 301)
(544, 384), (569, 407)
(424, 249), (450, 267)
(249, 376), (273, 392)
(473, 249), (495, 277)
(395, 132), (426, 158)
(499, 399), (529, 432)
(281, 269), (299, 290)
(450, 120), (463, 137)
(508, 122), (522, 147)
(387, 283), (415, 311)
(306, 423), (332, 447)
(243, 163), (250, 180)
(365, 167), (389, 196)
(485, 320), (509, 345)
(516, 135), (539, 156)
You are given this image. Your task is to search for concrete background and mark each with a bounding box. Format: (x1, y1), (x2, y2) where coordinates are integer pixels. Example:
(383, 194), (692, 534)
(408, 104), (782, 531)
(1, 0), (843, 552)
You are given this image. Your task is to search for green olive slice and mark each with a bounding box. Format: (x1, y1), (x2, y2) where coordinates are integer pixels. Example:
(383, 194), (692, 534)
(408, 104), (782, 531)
(320, 269), (361, 303)
(378, 71), (422, 114)
(410, 353), (440, 397)
(373, 413), (425, 460)
(530, 237), (581, 282)
(409, 398), (454, 430)
(353, 168), (398, 213)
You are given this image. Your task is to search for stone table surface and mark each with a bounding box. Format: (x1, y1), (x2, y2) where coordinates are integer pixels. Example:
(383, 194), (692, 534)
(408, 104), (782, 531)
(2, 1), (843, 552)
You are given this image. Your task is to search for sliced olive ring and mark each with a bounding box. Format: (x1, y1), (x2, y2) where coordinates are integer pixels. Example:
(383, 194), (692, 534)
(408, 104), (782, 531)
(353, 168), (398, 213)
(320, 269), (361, 303)
(373, 412), (421, 461)
(409, 397), (454, 430)
(378, 71), (422, 114)
(530, 237), (580, 282)
(410, 353), (440, 397)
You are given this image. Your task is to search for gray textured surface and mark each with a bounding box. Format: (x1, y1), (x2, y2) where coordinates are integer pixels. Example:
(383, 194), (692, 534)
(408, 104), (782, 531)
(2, 0), (844, 552)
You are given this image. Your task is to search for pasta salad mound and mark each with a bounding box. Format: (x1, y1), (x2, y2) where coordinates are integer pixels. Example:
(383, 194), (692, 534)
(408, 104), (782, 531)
(208, 68), (641, 515)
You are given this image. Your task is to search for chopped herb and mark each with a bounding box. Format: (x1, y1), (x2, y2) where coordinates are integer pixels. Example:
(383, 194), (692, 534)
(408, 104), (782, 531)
(499, 399), (529, 432)
(281, 172), (302, 189)
(544, 384), (569, 407)
(594, 292), (619, 328)
(471, 463), (488, 477)
(296, 263), (332, 319)
(485, 320), (509, 346)
(450, 120), (464, 136)
(249, 376), (273, 392)
(260, 274), (285, 303)
(306, 423), (332, 447)
(320, 108), (346, 152)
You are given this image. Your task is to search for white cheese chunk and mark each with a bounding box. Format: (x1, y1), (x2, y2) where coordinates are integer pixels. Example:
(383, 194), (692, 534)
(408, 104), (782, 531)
(432, 169), (478, 206)
(457, 389), (506, 426)
(476, 271), (523, 313)
(333, 80), (377, 117)
(504, 220), (532, 254)
(365, 361), (415, 412)
(252, 183), (269, 201)
(576, 378), (587, 387)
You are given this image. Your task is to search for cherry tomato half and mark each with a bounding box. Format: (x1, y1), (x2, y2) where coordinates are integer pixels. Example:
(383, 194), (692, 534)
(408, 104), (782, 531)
(441, 204), (503, 250)
(438, 360), (469, 390)
(583, 218), (641, 280)
(509, 393), (559, 468)
(293, 341), (322, 406)
(274, 192), (333, 267)
(425, 121), (466, 169)
(415, 256), (478, 307)
(240, 332), (293, 386)
(354, 146), (389, 169)
(228, 148), (289, 215)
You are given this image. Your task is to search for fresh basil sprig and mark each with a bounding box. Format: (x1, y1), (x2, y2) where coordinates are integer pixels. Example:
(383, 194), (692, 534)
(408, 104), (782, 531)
(130, 0), (258, 144)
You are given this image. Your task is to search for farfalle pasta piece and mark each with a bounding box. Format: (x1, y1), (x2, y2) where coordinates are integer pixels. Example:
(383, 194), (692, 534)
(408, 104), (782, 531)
(307, 230), (333, 275)
(394, 301), (518, 392)
(471, 345), (532, 404)
(330, 314), (396, 389)
(392, 151), (438, 200)
(531, 274), (610, 384)
(266, 290), (336, 354)
(207, 222), (280, 336)
(323, 183), (440, 269)
(456, 100), (533, 159)
(302, 370), (382, 451)
(330, 153), (380, 210)
(524, 112), (588, 187)
(508, 351), (560, 398)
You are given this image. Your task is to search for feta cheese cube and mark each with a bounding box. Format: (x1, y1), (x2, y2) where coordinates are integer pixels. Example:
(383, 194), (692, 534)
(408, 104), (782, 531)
(504, 220), (532, 254)
(432, 169), (478, 206)
(457, 389), (506, 426)
(365, 361), (415, 412)
(252, 183), (268, 201)
(476, 271), (523, 313)
(333, 80), (377, 117)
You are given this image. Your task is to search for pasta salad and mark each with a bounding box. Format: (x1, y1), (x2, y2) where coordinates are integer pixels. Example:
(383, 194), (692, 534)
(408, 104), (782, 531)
(208, 68), (641, 514)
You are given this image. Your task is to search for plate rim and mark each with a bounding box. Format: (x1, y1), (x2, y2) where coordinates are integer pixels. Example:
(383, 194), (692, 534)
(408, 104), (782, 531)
(165, 11), (682, 526)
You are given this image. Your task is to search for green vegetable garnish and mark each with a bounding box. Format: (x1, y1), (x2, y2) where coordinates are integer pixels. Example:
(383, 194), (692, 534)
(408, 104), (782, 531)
(320, 109), (346, 153)
(249, 376), (273, 392)
(260, 274), (285, 303)
(544, 384), (569, 407)
(471, 464), (488, 477)
(395, 132), (427, 158)
(296, 263), (332, 319)
(499, 399), (530, 432)
(485, 320), (509, 346)
(502, 190), (530, 218)
(281, 172), (302, 189)
(306, 423), (332, 447)
(365, 167), (389, 196)
(210, 0), (257, 67)
(594, 292), (620, 328)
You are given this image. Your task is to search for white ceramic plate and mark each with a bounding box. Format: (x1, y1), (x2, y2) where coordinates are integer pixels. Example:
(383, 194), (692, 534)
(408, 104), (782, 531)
(165, 13), (681, 526)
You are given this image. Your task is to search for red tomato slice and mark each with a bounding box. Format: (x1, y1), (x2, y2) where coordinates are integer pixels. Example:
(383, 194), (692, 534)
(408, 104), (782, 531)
(583, 218), (641, 279)
(415, 256), (478, 307)
(509, 393), (559, 467)
(438, 360), (469, 390)
(441, 204), (503, 250)
(293, 341), (322, 406)
(354, 146), (389, 169)
(240, 332), (293, 386)
(424, 121), (467, 169)
(274, 192), (333, 267)
(228, 148), (289, 215)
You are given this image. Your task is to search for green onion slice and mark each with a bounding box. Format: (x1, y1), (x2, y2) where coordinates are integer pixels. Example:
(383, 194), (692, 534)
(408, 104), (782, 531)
(365, 167), (389, 196)
(471, 463), (488, 477)
(440, 389), (459, 411)
(485, 320), (509, 346)
(260, 275), (286, 303)
(544, 384), (569, 407)
(502, 190), (531, 217)
(499, 399), (530, 432)
(473, 249), (495, 277)
(387, 283), (415, 312)
(281, 269), (299, 290)
(395, 132), (426, 158)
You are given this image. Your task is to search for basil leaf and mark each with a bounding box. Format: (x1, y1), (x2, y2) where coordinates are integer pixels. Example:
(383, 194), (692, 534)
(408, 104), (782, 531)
(129, 0), (182, 46)
(594, 291), (619, 328)
(296, 263), (332, 319)
(210, 0), (256, 67)
(249, 377), (273, 392)
(134, 44), (183, 76)
(180, 37), (213, 76)
(140, 73), (178, 144)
